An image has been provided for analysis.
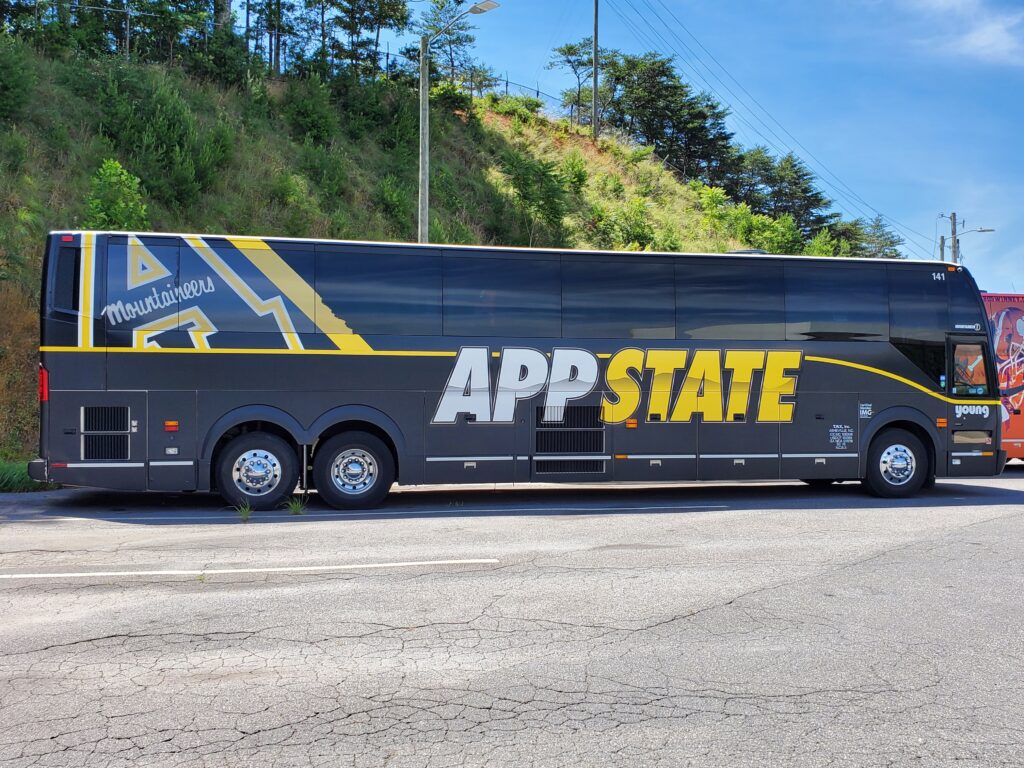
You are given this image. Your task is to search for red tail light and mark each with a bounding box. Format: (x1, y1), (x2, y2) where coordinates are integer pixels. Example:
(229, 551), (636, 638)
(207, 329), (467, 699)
(38, 365), (49, 402)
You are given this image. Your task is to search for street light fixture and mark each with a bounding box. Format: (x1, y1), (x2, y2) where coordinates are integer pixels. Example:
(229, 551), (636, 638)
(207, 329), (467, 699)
(418, 1), (500, 243)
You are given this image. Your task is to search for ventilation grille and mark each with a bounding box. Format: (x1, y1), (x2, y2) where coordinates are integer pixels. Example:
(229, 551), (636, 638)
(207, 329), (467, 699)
(538, 405), (602, 428)
(83, 434), (129, 461)
(536, 459), (605, 474)
(83, 406), (129, 433)
(535, 405), (605, 474)
(536, 430), (604, 454)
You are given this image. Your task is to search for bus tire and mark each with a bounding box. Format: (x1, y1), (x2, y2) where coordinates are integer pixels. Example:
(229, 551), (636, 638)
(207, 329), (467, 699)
(216, 432), (298, 511)
(313, 432), (395, 510)
(863, 428), (928, 498)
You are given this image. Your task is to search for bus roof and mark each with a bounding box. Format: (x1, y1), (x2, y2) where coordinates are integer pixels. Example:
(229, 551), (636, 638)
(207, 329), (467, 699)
(50, 230), (956, 270)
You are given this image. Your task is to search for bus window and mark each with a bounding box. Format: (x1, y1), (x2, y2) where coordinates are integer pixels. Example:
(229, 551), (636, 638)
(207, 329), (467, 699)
(952, 342), (990, 396)
(563, 260), (674, 339)
(676, 262), (784, 340)
(51, 246), (81, 313)
(786, 265), (888, 341)
(443, 255), (560, 337)
(889, 267), (948, 386)
(316, 248), (441, 336)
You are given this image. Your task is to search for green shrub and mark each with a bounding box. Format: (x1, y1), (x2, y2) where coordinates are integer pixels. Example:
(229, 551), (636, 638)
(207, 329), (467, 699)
(83, 159), (149, 230)
(0, 35), (35, 122)
(270, 172), (320, 236)
(0, 128), (28, 171)
(501, 150), (566, 246)
(375, 174), (413, 224)
(431, 82), (472, 113)
(559, 150), (588, 194)
(299, 141), (351, 202)
(485, 93), (543, 121)
(283, 75), (338, 145)
(99, 66), (231, 206)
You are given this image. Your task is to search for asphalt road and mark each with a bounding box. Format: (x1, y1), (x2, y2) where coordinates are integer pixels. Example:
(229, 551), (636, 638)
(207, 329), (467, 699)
(2, 468), (1024, 767)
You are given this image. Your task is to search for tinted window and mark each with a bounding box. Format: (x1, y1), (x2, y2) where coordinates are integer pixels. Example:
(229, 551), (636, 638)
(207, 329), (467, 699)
(563, 260), (674, 339)
(52, 246), (80, 312)
(949, 271), (986, 332)
(889, 268), (948, 342)
(443, 256), (560, 337)
(786, 265), (888, 341)
(317, 248), (441, 335)
(889, 267), (948, 386)
(676, 262), (784, 340)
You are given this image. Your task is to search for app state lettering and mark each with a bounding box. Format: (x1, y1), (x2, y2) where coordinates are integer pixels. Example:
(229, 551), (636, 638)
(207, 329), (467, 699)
(432, 347), (802, 424)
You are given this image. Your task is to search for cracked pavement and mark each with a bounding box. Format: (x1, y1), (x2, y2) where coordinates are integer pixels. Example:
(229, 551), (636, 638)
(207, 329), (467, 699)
(2, 469), (1024, 766)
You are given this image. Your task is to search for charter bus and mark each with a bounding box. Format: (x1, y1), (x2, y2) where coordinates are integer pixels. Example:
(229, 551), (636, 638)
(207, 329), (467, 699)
(29, 231), (1006, 509)
(982, 293), (1024, 459)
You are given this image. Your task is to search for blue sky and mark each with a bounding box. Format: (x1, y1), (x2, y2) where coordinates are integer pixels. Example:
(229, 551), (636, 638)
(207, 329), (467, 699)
(406, 0), (1023, 291)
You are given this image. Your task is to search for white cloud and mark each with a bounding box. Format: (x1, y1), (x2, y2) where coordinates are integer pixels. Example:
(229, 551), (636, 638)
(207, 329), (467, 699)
(903, 0), (1024, 66)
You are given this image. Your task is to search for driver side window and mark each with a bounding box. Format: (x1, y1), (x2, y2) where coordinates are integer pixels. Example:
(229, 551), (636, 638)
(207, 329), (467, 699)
(952, 343), (990, 396)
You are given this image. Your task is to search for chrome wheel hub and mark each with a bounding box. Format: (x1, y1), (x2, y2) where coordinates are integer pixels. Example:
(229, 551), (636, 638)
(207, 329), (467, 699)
(233, 449), (282, 496)
(879, 444), (916, 486)
(331, 449), (377, 495)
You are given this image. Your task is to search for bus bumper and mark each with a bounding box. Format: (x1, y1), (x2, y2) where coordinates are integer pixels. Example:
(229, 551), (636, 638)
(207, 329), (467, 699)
(27, 458), (47, 483)
(998, 449), (1008, 474)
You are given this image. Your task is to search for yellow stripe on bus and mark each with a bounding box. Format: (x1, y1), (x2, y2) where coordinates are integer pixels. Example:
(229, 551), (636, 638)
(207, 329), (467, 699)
(39, 345), (456, 357)
(805, 355), (1001, 406)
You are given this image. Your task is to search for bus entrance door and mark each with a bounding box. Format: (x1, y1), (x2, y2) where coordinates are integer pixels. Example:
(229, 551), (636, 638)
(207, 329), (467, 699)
(947, 335), (1001, 476)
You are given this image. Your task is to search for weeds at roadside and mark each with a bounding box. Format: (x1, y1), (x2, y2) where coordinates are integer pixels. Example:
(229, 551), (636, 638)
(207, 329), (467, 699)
(283, 494), (307, 515)
(235, 500), (253, 523)
(0, 461), (58, 492)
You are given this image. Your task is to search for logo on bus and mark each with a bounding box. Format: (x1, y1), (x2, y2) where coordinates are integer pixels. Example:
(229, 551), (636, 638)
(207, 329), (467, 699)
(432, 347), (802, 425)
(954, 404), (990, 419)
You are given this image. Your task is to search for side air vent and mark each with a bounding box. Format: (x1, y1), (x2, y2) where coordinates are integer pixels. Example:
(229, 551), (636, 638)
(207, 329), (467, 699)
(535, 405), (605, 474)
(83, 434), (130, 461)
(83, 406), (130, 433)
(81, 405), (131, 461)
(535, 459), (604, 474)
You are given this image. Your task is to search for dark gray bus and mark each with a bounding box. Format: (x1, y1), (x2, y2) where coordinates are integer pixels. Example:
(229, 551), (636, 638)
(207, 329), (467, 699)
(30, 231), (1006, 509)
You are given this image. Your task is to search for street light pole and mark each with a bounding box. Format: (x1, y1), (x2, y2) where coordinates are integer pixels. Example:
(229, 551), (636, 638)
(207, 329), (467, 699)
(417, 0), (499, 244)
(941, 211), (994, 265)
(418, 34), (430, 244)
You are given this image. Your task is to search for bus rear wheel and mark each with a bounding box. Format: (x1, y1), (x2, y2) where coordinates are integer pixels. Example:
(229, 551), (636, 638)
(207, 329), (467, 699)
(864, 428), (928, 498)
(216, 432), (298, 511)
(313, 432), (395, 510)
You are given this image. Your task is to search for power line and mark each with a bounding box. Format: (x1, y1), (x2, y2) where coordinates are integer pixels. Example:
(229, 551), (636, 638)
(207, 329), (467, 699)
(611, 0), (934, 259)
(645, 0), (937, 252)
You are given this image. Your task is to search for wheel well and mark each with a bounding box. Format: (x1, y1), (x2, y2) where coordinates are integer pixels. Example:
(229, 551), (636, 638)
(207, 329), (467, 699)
(209, 420), (300, 491)
(867, 420), (936, 478)
(313, 420), (400, 481)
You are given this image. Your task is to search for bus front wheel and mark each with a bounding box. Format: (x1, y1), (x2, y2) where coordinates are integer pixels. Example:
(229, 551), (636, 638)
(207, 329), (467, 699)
(216, 432), (299, 511)
(864, 428), (928, 498)
(313, 432), (395, 510)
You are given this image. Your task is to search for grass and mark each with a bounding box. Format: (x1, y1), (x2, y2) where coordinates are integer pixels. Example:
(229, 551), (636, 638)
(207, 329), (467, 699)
(283, 494), (307, 515)
(234, 500), (253, 523)
(0, 460), (55, 492)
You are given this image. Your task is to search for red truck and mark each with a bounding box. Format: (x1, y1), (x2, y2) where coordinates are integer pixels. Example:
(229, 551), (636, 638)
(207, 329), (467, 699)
(983, 293), (1024, 460)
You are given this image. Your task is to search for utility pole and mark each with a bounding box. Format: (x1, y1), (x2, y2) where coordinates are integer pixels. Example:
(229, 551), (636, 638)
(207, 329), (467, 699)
(592, 0), (598, 140)
(124, 0), (130, 60)
(418, 34), (430, 243)
(939, 234), (945, 262)
(950, 211), (959, 265)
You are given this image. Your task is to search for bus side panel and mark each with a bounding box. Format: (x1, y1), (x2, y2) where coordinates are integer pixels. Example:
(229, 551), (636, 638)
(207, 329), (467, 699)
(983, 294), (1024, 459)
(780, 392), (860, 481)
(148, 390), (197, 491)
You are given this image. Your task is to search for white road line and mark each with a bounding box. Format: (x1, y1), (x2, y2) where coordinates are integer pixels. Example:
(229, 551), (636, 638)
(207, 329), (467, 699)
(1, 503), (729, 524)
(0, 558), (500, 580)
